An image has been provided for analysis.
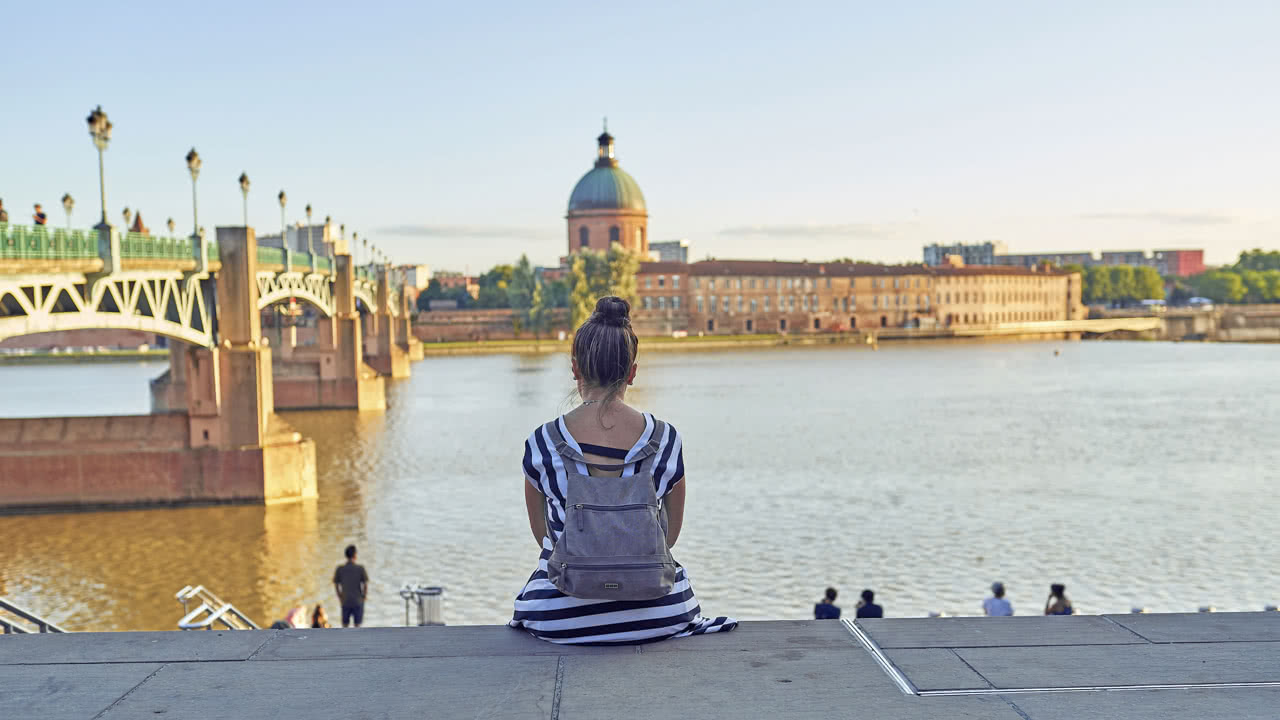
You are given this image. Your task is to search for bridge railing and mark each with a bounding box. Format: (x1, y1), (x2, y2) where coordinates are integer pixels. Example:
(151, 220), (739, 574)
(257, 246), (285, 266)
(0, 224), (98, 260)
(120, 231), (193, 261)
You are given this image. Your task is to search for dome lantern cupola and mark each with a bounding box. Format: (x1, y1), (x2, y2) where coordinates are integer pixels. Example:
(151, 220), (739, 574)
(596, 121), (617, 168)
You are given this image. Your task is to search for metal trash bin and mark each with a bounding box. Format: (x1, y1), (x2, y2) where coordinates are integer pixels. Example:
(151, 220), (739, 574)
(399, 585), (445, 626)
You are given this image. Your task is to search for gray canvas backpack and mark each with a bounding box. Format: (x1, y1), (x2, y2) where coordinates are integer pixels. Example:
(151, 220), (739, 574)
(543, 419), (677, 601)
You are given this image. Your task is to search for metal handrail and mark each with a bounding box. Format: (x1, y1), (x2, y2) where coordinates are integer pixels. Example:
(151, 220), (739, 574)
(175, 585), (258, 630)
(0, 597), (67, 633)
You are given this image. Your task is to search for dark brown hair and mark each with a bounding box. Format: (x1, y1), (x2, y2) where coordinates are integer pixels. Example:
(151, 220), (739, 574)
(572, 296), (639, 407)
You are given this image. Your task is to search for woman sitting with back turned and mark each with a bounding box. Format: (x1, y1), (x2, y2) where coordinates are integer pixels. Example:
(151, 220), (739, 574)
(510, 297), (737, 645)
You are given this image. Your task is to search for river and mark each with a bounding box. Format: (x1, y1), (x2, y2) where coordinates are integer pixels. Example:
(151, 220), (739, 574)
(1, 340), (1277, 631)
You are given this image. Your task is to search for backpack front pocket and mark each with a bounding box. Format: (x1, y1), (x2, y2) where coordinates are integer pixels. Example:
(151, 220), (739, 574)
(549, 562), (677, 601)
(569, 503), (667, 557)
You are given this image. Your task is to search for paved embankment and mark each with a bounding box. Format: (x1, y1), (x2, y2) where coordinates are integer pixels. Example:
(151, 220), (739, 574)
(2, 614), (1277, 718)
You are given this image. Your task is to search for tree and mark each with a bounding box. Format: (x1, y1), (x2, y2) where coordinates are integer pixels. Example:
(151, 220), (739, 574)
(569, 250), (612, 328)
(1240, 269), (1270, 303)
(1235, 249), (1280, 272)
(1194, 270), (1246, 303)
(1085, 266), (1112, 305)
(529, 278), (552, 338)
(607, 242), (640, 308)
(476, 264), (514, 308)
(507, 255), (536, 333)
(1134, 266), (1165, 300)
(544, 278), (570, 308)
(1264, 270), (1280, 303)
(1109, 265), (1136, 305)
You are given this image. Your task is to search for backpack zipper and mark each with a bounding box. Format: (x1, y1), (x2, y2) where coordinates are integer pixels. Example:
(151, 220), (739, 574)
(573, 503), (653, 531)
(559, 562), (666, 570)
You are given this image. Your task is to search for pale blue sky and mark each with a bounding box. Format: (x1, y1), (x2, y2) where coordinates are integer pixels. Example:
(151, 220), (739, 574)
(3, 1), (1277, 270)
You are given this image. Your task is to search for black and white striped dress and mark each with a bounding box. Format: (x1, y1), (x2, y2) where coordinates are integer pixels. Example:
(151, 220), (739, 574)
(511, 413), (737, 645)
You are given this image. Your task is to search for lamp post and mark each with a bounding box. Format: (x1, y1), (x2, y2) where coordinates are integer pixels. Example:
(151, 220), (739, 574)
(277, 190), (287, 251)
(86, 106), (112, 226)
(167, 218), (175, 234)
(238, 173), (250, 227)
(305, 203), (314, 256)
(185, 148), (201, 235)
(61, 193), (74, 230)
(363, 237), (368, 270)
(352, 232), (359, 266)
(122, 207), (132, 231)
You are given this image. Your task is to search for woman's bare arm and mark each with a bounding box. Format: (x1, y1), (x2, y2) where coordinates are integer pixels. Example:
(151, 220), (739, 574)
(664, 480), (686, 547)
(524, 481), (546, 547)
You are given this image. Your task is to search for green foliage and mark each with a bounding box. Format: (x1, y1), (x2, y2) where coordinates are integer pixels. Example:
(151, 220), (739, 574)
(1085, 266), (1112, 304)
(607, 242), (641, 309)
(415, 278), (473, 311)
(1234, 249), (1280, 272)
(1265, 270), (1280, 301)
(529, 278), (552, 337)
(1134, 266), (1165, 300)
(543, 278), (570, 308)
(1108, 265), (1136, 304)
(1062, 263), (1088, 298)
(507, 255), (536, 332)
(569, 250), (611, 329)
(1194, 270), (1247, 303)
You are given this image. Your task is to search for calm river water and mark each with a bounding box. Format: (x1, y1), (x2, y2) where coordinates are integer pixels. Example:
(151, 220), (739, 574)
(1, 341), (1277, 631)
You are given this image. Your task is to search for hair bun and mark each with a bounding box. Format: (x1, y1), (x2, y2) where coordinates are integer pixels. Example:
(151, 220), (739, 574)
(592, 296), (631, 326)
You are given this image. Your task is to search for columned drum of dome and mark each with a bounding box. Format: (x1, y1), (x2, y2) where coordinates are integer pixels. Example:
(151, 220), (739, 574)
(566, 126), (648, 257)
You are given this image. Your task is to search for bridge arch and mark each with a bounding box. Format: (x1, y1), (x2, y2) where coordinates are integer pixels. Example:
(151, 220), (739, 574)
(255, 271), (333, 317)
(0, 271), (215, 347)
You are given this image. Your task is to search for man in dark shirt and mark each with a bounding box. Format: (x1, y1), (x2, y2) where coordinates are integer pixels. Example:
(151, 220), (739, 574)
(814, 587), (841, 619)
(32, 204), (47, 225)
(333, 544), (369, 628)
(856, 589), (884, 619)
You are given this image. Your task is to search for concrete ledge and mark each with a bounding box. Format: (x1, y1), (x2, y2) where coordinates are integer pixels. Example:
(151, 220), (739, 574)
(3, 616), (1278, 719)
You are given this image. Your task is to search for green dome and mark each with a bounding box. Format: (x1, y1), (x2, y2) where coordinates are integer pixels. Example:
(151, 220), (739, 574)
(567, 129), (646, 213)
(568, 166), (646, 212)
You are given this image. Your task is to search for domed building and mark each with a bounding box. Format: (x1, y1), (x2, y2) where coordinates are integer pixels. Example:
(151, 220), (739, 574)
(566, 126), (648, 256)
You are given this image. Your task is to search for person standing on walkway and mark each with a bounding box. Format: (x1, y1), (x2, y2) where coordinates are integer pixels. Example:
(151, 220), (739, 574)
(983, 582), (1014, 616)
(32, 203), (47, 225)
(333, 545), (369, 627)
(814, 587), (841, 619)
(855, 589), (883, 619)
(0, 199), (9, 223)
(1045, 583), (1074, 615)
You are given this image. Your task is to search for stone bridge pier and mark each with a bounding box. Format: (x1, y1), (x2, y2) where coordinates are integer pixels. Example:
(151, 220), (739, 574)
(362, 266), (412, 379)
(270, 254), (386, 411)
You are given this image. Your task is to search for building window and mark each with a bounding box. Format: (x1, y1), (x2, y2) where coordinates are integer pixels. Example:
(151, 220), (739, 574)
(645, 276), (652, 289)
(894, 278), (900, 289)
(749, 277), (757, 289)
(873, 295), (879, 308)
(763, 296), (770, 311)
(710, 294), (716, 312)
(802, 296), (809, 311)
(673, 275), (680, 289)
(735, 278), (742, 289)
(707, 319), (715, 332)
(709, 278), (716, 290)
(579, 227), (589, 247)
(609, 226), (620, 244)
(779, 318), (787, 331)
(750, 298), (758, 312)
(746, 319), (754, 332)
(722, 296), (729, 312)
(789, 296), (796, 311)
(764, 278), (771, 289)
(826, 277), (832, 289)
(696, 296), (703, 313)
(813, 318), (821, 330)
(658, 275), (665, 287)
(657, 296), (666, 309)
(737, 295), (744, 311)
(850, 316), (857, 328)
(642, 296), (651, 309)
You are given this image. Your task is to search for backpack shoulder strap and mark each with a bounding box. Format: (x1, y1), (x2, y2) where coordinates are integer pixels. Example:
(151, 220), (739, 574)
(630, 418), (668, 473)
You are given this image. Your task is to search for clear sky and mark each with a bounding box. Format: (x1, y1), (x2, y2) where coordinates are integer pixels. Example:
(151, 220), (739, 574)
(3, 1), (1277, 271)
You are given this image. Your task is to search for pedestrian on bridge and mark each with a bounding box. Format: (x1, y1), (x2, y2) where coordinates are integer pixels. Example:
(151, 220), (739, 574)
(334, 544), (369, 628)
(33, 203), (47, 226)
(0, 198), (8, 223)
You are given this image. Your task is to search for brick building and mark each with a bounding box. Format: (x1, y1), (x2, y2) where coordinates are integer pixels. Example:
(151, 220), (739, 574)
(634, 259), (1083, 336)
(566, 126), (648, 257)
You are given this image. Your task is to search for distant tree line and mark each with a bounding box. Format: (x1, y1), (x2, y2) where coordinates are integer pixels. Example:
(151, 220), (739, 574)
(1168, 250), (1280, 304)
(1059, 264), (1165, 306)
(416, 243), (642, 336)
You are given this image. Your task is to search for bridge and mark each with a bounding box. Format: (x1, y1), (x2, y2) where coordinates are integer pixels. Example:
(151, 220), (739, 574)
(0, 221), (422, 512)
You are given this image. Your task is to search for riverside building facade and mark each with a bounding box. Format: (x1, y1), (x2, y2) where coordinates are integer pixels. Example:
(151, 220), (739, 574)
(633, 259), (1084, 336)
